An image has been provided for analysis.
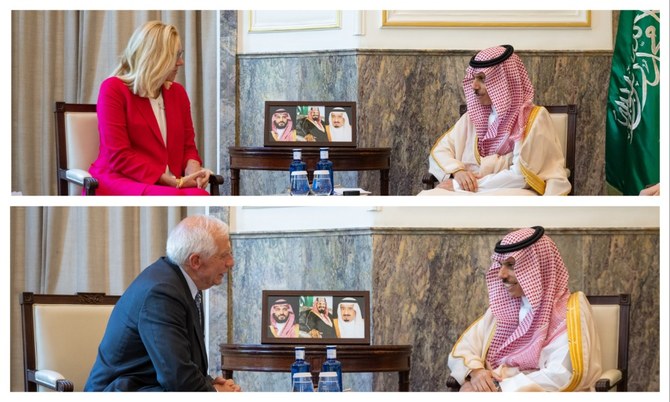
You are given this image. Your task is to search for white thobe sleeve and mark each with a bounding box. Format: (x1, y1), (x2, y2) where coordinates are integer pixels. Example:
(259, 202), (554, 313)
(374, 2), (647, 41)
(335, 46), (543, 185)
(448, 311), (495, 385)
(428, 115), (471, 182)
(471, 142), (527, 190)
(518, 107), (572, 195)
(499, 332), (573, 392)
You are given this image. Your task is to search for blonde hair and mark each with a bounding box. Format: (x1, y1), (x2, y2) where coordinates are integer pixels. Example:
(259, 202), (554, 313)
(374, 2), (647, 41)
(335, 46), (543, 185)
(113, 21), (182, 98)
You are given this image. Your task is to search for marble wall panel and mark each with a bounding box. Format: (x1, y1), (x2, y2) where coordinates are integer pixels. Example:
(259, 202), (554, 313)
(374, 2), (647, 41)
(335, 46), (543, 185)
(236, 49), (612, 195)
(218, 11), (238, 196)
(236, 52), (360, 195)
(211, 226), (659, 391)
(522, 52), (613, 195)
(581, 231), (660, 391)
(206, 207), (231, 375)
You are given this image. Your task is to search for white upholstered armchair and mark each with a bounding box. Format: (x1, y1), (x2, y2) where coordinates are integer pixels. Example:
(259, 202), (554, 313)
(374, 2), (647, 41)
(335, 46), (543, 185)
(19, 292), (119, 391)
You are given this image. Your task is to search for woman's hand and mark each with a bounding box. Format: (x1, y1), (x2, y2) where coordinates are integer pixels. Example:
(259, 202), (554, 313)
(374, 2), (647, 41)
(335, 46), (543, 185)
(158, 169), (211, 190)
(184, 160), (212, 189)
(180, 169), (212, 190)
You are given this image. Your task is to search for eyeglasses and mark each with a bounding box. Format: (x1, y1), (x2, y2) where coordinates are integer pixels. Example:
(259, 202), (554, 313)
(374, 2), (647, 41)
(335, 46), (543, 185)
(177, 49), (185, 61)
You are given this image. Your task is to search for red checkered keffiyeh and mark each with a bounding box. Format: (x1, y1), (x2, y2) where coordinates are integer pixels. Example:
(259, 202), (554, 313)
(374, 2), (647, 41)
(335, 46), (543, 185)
(271, 109), (294, 141)
(485, 228), (570, 371)
(463, 46), (535, 157)
(270, 300), (298, 338)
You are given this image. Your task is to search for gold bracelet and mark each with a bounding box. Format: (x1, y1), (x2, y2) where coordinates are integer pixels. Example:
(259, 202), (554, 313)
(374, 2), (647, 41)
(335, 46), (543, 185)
(176, 177), (184, 189)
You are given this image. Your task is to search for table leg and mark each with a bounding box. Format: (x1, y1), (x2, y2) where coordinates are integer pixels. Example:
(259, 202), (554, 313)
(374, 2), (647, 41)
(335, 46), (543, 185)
(398, 370), (410, 391)
(380, 168), (390, 195)
(231, 168), (240, 196)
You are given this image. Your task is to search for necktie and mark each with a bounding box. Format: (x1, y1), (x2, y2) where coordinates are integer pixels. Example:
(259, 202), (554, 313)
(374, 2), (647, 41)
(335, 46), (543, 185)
(195, 291), (203, 329)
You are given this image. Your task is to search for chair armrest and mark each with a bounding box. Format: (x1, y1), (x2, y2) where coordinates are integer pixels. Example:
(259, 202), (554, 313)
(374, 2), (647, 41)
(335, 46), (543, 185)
(595, 369), (622, 392)
(208, 173), (224, 196)
(64, 169), (98, 195)
(65, 168), (92, 185)
(446, 375), (461, 392)
(33, 369), (74, 392)
(422, 172), (438, 190)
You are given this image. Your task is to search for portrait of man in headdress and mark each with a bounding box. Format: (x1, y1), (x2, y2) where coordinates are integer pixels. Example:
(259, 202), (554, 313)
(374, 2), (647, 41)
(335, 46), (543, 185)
(268, 298), (300, 338)
(326, 107), (353, 142)
(269, 107), (297, 141)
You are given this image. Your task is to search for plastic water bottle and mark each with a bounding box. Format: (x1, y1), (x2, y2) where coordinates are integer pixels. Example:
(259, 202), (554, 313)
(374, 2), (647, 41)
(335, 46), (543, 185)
(292, 372), (314, 392)
(289, 149), (307, 187)
(317, 371), (340, 392)
(290, 346), (311, 385)
(320, 345), (342, 392)
(315, 147), (334, 194)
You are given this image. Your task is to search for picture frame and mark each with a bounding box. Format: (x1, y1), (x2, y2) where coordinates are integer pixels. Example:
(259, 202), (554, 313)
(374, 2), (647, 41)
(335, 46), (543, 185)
(261, 290), (370, 344)
(249, 11), (342, 32)
(381, 10), (591, 28)
(264, 101), (356, 147)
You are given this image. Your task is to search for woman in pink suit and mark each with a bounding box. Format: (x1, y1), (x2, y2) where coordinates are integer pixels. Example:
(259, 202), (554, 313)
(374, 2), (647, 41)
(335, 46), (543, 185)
(89, 21), (212, 195)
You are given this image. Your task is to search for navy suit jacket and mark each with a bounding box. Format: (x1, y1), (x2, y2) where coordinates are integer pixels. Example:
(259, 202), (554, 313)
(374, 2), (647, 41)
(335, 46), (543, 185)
(85, 257), (214, 391)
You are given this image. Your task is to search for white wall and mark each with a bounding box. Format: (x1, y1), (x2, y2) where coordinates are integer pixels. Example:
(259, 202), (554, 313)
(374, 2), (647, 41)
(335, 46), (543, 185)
(230, 205), (660, 233)
(238, 10), (613, 54)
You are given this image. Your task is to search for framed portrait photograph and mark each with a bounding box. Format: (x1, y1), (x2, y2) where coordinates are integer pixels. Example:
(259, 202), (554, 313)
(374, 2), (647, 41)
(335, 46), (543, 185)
(263, 101), (356, 147)
(261, 290), (370, 345)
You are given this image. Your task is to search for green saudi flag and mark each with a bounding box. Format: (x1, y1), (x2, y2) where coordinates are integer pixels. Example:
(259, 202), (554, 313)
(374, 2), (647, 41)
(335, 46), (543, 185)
(606, 10), (660, 195)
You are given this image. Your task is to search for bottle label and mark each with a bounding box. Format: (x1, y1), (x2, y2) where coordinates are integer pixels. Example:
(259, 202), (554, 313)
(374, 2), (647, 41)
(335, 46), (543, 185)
(326, 347), (336, 359)
(320, 149), (328, 159)
(293, 149), (302, 160)
(296, 349), (305, 360)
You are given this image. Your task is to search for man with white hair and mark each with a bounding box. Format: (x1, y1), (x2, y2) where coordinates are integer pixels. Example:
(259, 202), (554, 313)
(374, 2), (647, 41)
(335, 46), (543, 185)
(335, 297), (365, 338)
(85, 215), (241, 392)
(326, 107), (352, 142)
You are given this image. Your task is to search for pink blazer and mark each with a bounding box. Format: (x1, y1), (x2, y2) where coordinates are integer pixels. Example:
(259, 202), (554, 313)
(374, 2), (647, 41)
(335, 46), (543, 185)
(89, 77), (202, 195)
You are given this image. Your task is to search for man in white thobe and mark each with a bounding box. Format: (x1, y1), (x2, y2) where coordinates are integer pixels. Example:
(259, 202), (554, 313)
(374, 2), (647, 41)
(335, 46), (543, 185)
(422, 45), (570, 196)
(448, 226), (602, 391)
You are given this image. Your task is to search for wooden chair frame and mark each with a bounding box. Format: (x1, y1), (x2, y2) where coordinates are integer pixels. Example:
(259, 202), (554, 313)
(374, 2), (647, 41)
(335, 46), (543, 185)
(54, 102), (100, 195)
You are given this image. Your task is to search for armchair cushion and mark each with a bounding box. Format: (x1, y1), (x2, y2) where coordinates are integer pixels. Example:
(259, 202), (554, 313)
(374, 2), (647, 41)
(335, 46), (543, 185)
(64, 111), (100, 171)
(33, 304), (115, 391)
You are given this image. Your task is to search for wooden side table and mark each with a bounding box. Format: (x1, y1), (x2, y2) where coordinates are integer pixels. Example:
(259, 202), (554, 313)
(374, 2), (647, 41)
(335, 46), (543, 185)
(228, 147), (391, 195)
(220, 343), (411, 391)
